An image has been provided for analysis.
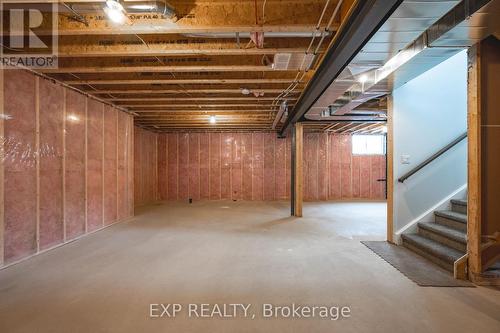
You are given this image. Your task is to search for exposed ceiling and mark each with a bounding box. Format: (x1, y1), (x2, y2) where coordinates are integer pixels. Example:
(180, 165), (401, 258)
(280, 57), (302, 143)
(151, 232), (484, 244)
(286, 0), (499, 136)
(1, 0), (362, 132)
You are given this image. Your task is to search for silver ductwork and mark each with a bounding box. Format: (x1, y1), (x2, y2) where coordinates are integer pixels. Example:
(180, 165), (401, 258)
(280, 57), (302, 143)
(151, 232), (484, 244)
(307, 0), (500, 121)
(66, 0), (177, 21)
(123, 1), (176, 19)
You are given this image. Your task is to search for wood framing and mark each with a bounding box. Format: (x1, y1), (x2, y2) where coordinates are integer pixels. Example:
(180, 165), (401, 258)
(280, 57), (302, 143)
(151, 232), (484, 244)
(62, 89), (67, 242)
(85, 98), (89, 233)
(40, 65), (299, 74)
(64, 79), (296, 85)
(6, 0), (340, 36)
(35, 77), (41, 252)
(116, 108), (119, 222)
(129, 116), (134, 216)
(1, 1), (351, 132)
(102, 104), (106, 227)
(386, 95), (394, 243)
(0, 68), (4, 266)
(292, 123), (303, 217)
(0, 0), (347, 131)
(467, 44), (482, 279)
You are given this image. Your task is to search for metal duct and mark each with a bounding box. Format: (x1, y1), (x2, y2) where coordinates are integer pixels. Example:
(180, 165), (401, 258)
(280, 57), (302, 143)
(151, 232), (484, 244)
(305, 0), (499, 121)
(124, 1), (176, 20)
(68, 1), (177, 20)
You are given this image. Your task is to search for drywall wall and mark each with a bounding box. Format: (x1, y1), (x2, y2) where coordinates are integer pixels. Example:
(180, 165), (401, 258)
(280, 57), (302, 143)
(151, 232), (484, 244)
(0, 69), (134, 267)
(147, 131), (385, 202)
(134, 127), (158, 207)
(392, 51), (467, 236)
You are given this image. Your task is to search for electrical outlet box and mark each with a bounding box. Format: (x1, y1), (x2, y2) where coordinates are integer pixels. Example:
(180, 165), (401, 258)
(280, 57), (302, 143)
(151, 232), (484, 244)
(401, 154), (411, 165)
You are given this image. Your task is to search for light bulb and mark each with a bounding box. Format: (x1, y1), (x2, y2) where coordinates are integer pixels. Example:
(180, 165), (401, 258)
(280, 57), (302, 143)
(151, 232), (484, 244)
(104, 0), (126, 24)
(67, 114), (79, 122)
(210, 115), (216, 124)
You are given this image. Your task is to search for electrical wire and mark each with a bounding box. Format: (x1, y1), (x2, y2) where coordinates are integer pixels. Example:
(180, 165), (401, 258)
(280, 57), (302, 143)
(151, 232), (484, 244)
(262, 0), (267, 24)
(271, 0), (344, 125)
(134, 34), (204, 110)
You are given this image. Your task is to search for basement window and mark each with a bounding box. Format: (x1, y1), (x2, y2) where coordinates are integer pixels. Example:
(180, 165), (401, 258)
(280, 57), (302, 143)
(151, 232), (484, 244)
(352, 135), (386, 155)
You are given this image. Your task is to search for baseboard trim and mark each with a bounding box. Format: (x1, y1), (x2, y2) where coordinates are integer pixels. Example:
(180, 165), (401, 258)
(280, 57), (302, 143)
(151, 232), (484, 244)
(394, 184), (467, 244)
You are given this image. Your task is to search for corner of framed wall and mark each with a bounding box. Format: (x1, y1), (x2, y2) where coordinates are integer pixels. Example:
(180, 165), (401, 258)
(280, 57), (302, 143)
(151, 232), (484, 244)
(467, 43), (482, 281)
(386, 94), (394, 243)
(0, 68), (4, 267)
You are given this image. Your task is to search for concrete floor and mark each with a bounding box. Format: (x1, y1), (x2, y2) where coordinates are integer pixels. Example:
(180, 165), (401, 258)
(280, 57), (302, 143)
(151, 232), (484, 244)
(0, 201), (499, 333)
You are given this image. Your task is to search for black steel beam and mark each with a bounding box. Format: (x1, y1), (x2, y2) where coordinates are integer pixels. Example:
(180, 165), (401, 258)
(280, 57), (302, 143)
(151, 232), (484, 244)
(279, 0), (403, 137)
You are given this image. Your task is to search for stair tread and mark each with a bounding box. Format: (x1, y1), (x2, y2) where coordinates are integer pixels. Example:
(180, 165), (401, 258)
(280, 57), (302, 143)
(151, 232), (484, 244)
(418, 222), (467, 244)
(451, 199), (467, 206)
(435, 210), (467, 223)
(401, 234), (465, 263)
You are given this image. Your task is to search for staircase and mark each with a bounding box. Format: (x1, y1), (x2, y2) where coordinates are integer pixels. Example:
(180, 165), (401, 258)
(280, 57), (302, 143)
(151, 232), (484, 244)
(401, 199), (467, 273)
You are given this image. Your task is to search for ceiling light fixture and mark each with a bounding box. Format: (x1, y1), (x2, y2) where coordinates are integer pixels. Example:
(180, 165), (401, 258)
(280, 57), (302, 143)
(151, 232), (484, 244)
(104, 0), (127, 24)
(67, 114), (80, 122)
(358, 74), (368, 84)
(210, 115), (216, 124)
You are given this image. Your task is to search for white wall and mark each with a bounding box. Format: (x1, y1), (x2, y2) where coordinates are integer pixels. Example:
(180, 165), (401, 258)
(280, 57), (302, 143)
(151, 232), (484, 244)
(392, 51), (467, 237)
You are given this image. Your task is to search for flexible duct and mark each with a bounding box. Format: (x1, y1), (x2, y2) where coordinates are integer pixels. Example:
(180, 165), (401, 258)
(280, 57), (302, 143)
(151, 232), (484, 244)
(70, 1), (177, 21)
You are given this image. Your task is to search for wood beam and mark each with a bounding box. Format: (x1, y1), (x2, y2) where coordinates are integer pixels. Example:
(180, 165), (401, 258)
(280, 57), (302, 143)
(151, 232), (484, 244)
(126, 107), (278, 111)
(108, 97), (292, 102)
(56, 48), (312, 57)
(90, 89), (300, 95)
(386, 95), (394, 243)
(0, 68), (4, 266)
(40, 66), (296, 74)
(342, 123), (368, 133)
(330, 122), (353, 133)
(55, 35), (319, 57)
(467, 44), (482, 280)
(292, 123), (303, 217)
(144, 123), (273, 126)
(8, 1), (340, 36)
(64, 79), (295, 85)
(133, 110), (273, 114)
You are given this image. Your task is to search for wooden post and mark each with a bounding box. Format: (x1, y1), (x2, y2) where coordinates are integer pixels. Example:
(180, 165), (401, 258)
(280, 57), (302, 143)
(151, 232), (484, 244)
(467, 44), (482, 279)
(0, 68), (4, 266)
(292, 123), (303, 217)
(35, 77), (40, 252)
(62, 89), (67, 242)
(102, 105), (105, 226)
(386, 94), (394, 243)
(84, 98), (88, 233)
(129, 117), (134, 216)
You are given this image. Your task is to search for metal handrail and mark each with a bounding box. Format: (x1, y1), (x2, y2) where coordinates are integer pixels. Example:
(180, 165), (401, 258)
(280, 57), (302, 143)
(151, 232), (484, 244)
(398, 132), (467, 183)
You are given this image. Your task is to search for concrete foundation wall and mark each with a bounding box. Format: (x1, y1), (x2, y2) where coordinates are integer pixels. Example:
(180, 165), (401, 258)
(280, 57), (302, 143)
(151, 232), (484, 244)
(0, 69), (135, 267)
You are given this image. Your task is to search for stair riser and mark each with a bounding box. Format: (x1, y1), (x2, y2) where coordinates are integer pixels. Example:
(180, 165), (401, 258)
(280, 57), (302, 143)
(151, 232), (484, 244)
(418, 228), (467, 252)
(451, 203), (467, 215)
(435, 215), (467, 232)
(402, 241), (454, 272)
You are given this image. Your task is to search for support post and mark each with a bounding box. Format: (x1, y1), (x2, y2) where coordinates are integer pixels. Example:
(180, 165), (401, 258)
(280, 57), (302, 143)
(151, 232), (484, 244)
(467, 43), (482, 279)
(386, 94), (394, 243)
(0, 68), (4, 266)
(291, 123), (303, 217)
